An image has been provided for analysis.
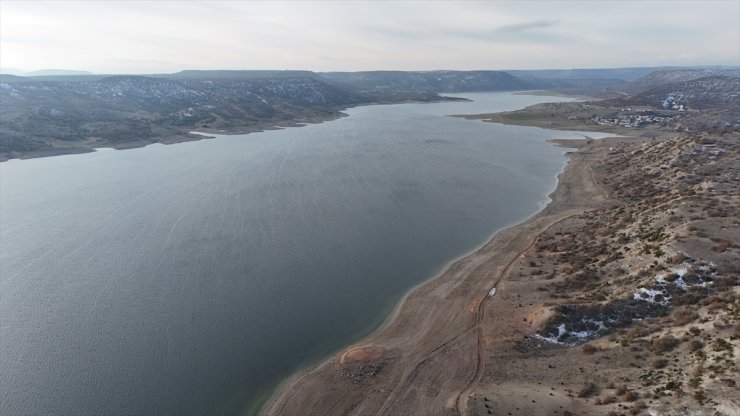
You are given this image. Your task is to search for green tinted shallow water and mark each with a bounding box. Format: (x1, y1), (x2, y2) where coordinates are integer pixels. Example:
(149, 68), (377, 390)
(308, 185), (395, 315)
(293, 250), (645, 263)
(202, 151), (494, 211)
(0, 93), (613, 415)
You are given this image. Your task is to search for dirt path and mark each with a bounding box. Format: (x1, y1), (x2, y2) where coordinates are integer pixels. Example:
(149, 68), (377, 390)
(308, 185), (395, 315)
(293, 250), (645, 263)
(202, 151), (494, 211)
(455, 141), (617, 415)
(455, 213), (576, 416)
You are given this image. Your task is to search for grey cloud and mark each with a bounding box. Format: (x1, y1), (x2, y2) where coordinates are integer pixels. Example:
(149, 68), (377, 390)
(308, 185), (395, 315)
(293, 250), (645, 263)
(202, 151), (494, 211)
(491, 19), (560, 34)
(1, 1), (737, 72)
(444, 19), (563, 44)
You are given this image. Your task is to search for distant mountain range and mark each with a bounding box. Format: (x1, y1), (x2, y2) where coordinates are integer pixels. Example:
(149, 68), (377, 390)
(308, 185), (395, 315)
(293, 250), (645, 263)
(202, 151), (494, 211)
(508, 66), (693, 82)
(321, 70), (530, 97)
(1, 66), (738, 160)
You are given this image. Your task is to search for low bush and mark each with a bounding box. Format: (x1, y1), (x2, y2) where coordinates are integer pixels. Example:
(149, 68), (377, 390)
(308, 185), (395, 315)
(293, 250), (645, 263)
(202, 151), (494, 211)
(671, 307), (698, 326)
(652, 359), (669, 369)
(577, 382), (599, 398)
(650, 335), (680, 354)
(581, 344), (598, 354)
(688, 340), (704, 352)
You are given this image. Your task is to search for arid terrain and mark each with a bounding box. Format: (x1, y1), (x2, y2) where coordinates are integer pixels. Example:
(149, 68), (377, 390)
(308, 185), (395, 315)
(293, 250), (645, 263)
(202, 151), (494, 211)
(3, 65), (737, 415)
(263, 96), (738, 414)
(469, 130), (738, 416)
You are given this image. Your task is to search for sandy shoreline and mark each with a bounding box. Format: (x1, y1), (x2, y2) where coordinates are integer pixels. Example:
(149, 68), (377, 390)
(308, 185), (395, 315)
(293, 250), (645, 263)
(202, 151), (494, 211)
(260, 133), (620, 415)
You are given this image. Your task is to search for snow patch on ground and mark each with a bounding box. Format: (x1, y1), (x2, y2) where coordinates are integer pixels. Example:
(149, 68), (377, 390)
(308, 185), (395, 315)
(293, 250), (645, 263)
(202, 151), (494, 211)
(536, 259), (717, 346)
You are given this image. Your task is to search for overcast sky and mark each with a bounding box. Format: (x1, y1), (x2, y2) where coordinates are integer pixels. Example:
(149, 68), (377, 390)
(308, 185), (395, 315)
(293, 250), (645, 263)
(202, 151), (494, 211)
(1, 0), (738, 74)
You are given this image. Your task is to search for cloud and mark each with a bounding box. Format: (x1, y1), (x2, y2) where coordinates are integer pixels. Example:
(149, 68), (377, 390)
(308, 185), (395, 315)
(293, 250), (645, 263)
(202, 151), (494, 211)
(478, 19), (564, 44)
(491, 19), (560, 34)
(0, 1), (737, 72)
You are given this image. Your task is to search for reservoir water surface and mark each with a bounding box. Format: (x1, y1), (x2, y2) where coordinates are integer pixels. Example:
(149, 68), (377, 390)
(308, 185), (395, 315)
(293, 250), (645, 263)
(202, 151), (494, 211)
(0, 93), (608, 415)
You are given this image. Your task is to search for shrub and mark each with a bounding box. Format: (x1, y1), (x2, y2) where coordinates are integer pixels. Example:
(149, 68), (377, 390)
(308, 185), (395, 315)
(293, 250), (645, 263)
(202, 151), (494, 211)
(694, 390), (707, 404)
(688, 340), (704, 352)
(653, 359), (669, 369)
(665, 380), (682, 390)
(629, 401), (648, 415)
(577, 382), (599, 398)
(713, 338), (732, 352)
(671, 307), (698, 326)
(626, 325), (651, 339)
(650, 335), (680, 354)
(601, 395), (617, 404)
(670, 253), (685, 264)
(582, 344), (599, 355)
(620, 390), (639, 402)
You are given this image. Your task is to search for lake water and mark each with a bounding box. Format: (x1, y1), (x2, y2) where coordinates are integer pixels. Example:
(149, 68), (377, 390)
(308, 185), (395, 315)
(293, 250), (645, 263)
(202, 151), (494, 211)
(0, 93), (608, 415)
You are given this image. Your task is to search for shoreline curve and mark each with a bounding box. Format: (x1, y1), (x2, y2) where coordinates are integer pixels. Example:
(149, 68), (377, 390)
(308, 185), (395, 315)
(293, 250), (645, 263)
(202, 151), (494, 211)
(259, 131), (620, 416)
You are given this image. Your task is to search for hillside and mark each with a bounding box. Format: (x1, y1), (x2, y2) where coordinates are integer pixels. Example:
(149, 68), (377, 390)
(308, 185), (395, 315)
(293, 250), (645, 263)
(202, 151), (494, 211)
(473, 131), (739, 416)
(320, 70), (529, 99)
(508, 67), (740, 99)
(0, 75), (371, 159)
(621, 68), (740, 94)
(611, 76), (740, 111)
(460, 75), (740, 136)
(162, 70), (322, 81)
(507, 67), (684, 98)
(0, 74), (32, 84)
(508, 67), (684, 82)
